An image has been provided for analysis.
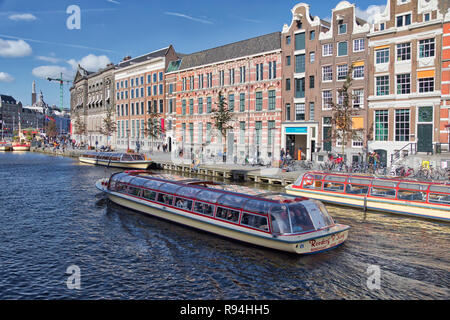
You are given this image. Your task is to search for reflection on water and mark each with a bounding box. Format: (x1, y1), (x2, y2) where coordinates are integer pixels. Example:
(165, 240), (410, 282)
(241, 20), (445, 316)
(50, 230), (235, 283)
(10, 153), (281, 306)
(0, 152), (449, 299)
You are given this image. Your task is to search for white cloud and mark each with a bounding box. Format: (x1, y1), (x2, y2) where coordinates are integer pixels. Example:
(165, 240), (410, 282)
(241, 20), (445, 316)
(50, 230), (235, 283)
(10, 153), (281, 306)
(32, 65), (73, 80)
(355, 5), (386, 24)
(164, 12), (213, 24)
(0, 38), (32, 57)
(8, 13), (37, 22)
(67, 54), (111, 72)
(0, 72), (14, 83)
(106, 0), (120, 4)
(36, 55), (61, 64)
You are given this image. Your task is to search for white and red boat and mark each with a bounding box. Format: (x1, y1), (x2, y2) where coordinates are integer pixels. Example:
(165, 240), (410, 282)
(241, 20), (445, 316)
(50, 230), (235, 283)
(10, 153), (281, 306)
(0, 141), (12, 151)
(12, 142), (31, 151)
(96, 171), (350, 254)
(286, 171), (450, 222)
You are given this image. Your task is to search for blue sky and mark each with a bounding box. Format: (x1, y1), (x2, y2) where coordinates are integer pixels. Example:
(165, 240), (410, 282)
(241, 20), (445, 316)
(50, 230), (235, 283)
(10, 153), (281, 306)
(0, 0), (386, 109)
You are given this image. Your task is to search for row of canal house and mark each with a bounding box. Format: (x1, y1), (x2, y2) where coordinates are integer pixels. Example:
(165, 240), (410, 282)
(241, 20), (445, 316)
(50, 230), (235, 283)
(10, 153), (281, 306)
(70, 0), (450, 166)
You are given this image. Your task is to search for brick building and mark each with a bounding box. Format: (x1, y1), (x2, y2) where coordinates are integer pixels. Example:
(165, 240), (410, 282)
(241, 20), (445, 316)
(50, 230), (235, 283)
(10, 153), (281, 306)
(114, 46), (179, 152)
(440, 5), (450, 146)
(166, 33), (282, 164)
(281, 3), (330, 161)
(368, 0), (446, 166)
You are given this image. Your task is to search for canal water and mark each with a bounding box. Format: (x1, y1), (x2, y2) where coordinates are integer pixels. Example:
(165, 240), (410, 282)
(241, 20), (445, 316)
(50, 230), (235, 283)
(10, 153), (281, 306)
(0, 152), (448, 299)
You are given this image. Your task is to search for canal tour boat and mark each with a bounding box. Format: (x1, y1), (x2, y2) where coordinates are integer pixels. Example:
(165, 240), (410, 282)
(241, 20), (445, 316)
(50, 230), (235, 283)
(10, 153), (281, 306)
(95, 171), (350, 254)
(0, 141), (12, 151)
(79, 152), (152, 169)
(12, 142), (31, 151)
(285, 172), (450, 222)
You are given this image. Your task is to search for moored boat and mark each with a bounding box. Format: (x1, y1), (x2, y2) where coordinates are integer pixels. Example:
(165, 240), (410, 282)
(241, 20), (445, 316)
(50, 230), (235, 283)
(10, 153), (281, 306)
(285, 171), (450, 222)
(95, 171), (350, 254)
(0, 141), (12, 151)
(12, 142), (30, 151)
(79, 152), (152, 169)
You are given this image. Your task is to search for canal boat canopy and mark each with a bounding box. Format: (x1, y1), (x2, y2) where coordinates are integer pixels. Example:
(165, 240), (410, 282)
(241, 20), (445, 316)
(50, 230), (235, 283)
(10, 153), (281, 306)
(107, 172), (336, 236)
(81, 152), (146, 161)
(294, 172), (450, 205)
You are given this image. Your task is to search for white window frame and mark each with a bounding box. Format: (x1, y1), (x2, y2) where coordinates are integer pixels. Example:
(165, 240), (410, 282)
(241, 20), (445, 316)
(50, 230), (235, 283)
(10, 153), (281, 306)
(353, 89), (364, 109)
(322, 43), (333, 57)
(322, 90), (333, 110)
(353, 65), (364, 79)
(322, 65), (333, 82)
(337, 64), (348, 81)
(353, 38), (365, 52)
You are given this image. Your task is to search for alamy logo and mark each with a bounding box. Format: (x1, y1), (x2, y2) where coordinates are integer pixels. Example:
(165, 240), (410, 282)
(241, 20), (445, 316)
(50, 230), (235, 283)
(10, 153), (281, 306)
(66, 5), (81, 30)
(66, 265), (81, 290)
(366, 265), (381, 290)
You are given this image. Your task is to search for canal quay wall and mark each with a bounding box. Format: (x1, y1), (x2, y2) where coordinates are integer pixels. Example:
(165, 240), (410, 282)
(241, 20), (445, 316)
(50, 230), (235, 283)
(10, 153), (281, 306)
(29, 147), (302, 187)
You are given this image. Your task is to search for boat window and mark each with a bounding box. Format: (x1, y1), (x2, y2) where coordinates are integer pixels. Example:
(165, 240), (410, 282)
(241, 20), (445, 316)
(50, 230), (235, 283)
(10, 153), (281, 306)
(217, 194), (248, 209)
(142, 189), (157, 201)
(287, 203), (315, 233)
(128, 186), (142, 197)
(196, 190), (223, 204)
(157, 193), (174, 206)
(397, 190), (426, 202)
(398, 183), (429, 191)
(158, 183), (183, 195)
(174, 197), (193, 211)
(143, 179), (165, 191)
(241, 213), (269, 232)
(176, 186), (201, 199)
(429, 185), (450, 194)
(115, 182), (128, 193)
(347, 177), (372, 185)
(193, 201), (215, 216)
(121, 154), (133, 161)
(323, 182), (345, 192)
(301, 174), (323, 190)
(372, 180), (398, 188)
(345, 184), (369, 195)
(269, 205), (292, 234)
(131, 177), (149, 187)
(428, 193), (450, 204)
(324, 175), (347, 183)
(131, 154), (145, 161)
(242, 199), (271, 215)
(215, 207), (240, 223)
(370, 187), (396, 198)
(304, 200), (334, 229)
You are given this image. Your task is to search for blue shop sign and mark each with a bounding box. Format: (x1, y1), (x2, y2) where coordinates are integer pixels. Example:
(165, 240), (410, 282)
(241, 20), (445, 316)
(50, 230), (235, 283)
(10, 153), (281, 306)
(285, 127), (308, 134)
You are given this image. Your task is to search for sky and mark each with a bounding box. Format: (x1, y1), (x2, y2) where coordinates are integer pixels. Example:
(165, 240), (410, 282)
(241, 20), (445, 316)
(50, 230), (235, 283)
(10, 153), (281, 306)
(0, 0), (387, 109)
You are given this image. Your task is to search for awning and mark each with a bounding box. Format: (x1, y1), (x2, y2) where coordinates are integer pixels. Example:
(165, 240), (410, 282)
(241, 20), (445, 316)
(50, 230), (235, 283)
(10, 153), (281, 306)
(417, 69), (435, 78)
(352, 117), (364, 130)
(375, 45), (390, 50)
(353, 61), (365, 67)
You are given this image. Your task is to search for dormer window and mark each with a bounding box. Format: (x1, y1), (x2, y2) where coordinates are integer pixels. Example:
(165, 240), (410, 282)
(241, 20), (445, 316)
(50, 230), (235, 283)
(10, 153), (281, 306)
(380, 23), (385, 31)
(424, 13), (430, 22)
(396, 14), (411, 27)
(338, 23), (347, 34)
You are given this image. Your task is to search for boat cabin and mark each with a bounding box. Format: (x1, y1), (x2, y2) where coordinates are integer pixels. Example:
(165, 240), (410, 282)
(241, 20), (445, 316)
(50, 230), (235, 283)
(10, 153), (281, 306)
(81, 152), (146, 161)
(294, 172), (450, 205)
(107, 172), (336, 236)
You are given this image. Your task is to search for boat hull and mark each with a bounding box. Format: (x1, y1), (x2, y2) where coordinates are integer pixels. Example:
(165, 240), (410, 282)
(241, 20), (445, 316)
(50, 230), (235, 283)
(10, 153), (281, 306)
(286, 186), (450, 222)
(79, 157), (151, 169)
(12, 146), (30, 151)
(96, 180), (350, 254)
(0, 146), (12, 151)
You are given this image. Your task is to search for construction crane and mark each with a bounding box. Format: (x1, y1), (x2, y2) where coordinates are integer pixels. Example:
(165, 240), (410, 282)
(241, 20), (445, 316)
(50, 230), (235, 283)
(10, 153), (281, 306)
(47, 73), (72, 112)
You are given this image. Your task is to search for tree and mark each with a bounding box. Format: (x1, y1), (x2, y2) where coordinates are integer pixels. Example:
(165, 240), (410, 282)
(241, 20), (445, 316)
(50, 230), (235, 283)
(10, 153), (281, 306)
(211, 91), (234, 162)
(142, 108), (165, 151)
(45, 120), (58, 140)
(99, 106), (117, 147)
(73, 112), (86, 138)
(329, 65), (364, 160)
